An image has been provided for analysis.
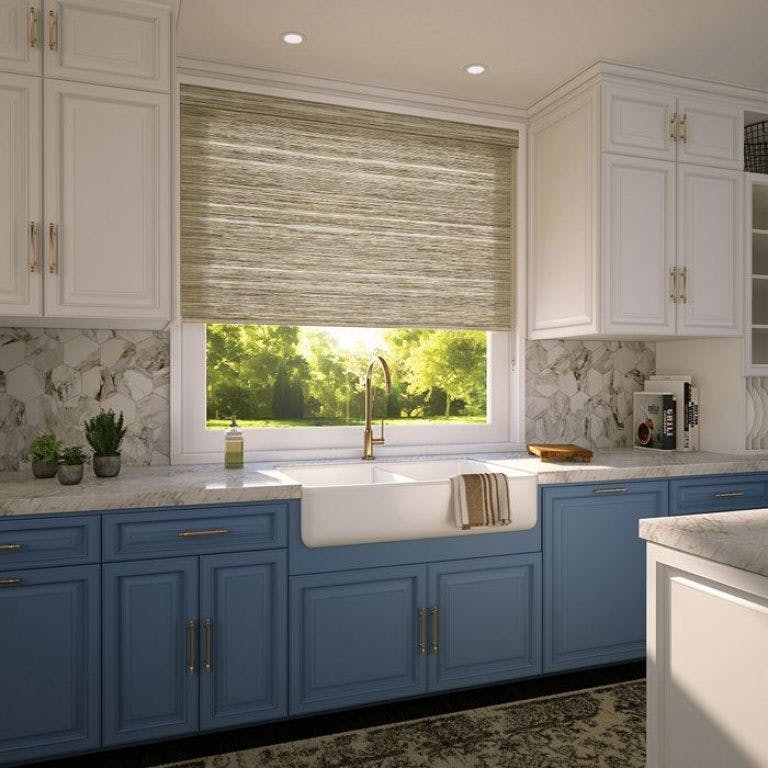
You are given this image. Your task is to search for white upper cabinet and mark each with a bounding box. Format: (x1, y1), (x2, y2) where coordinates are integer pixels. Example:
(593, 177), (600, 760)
(43, 0), (170, 92)
(43, 79), (169, 321)
(677, 164), (742, 334)
(603, 83), (677, 161)
(602, 83), (743, 169)
(677, 95), (743, 169)
(0, 72), (41, 315)
(529, 72), (745, 340)
(0, 0), (42, 75)
(602, 154), (676, 335)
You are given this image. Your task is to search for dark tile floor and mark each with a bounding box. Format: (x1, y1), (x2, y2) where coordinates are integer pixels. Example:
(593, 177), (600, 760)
(29, 662), (645, 768)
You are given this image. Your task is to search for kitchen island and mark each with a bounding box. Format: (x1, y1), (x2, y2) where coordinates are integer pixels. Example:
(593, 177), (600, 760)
(641, 509), (768, 768)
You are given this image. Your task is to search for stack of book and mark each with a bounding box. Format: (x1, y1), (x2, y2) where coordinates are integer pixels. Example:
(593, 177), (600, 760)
(633, 375), (700, 451)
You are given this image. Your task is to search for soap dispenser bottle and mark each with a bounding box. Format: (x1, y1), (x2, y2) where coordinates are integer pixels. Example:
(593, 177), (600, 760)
(224, 417), (244, 469)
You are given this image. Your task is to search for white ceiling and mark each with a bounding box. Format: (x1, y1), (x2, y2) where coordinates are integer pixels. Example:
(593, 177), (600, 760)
(177, 0), (768, 108)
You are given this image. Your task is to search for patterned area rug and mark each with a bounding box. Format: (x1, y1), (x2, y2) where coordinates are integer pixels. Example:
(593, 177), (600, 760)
(157, 680), (645, 768)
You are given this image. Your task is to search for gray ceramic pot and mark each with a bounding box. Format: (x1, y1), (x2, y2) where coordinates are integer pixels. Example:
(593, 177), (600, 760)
(32, 461), (58, 479)
(93, 455), (121, 478)
(57, 464), (84, 485)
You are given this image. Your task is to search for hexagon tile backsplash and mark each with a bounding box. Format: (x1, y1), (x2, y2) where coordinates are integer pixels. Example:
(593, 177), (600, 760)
(0, 328), (170, 471)
(0, 331), (655, 471)
(526, 340), (656, 449)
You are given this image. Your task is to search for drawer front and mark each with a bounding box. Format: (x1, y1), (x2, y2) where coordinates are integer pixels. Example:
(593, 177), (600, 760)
(0, 515), (99, 569)
(670, 474), (768, 516)
(103, 503), (288, 561)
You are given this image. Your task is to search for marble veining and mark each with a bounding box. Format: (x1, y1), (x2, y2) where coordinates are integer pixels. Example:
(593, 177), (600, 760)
(4, 449), (768, 517)
(526, 340), (655, 449)
(483, 449), (768, 485)
(640, 508), (768, 578)
(0, 328), (170, 471)
(0, 464), (301, 517)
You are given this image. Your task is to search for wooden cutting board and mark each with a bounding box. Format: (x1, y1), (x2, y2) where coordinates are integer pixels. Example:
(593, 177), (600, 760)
(527, 443), (594, 463)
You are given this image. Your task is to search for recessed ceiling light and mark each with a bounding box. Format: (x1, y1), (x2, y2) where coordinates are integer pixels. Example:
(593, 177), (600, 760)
(281, 32), (305, 45)
(464, 64), (487, 75)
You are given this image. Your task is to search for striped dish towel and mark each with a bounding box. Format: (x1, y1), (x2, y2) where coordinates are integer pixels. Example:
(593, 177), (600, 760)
(451, 473), (511, 530)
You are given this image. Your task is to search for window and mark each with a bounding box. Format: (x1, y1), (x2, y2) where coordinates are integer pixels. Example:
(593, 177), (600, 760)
(173, 83), (521, 462)
(205, 325), (488, 428)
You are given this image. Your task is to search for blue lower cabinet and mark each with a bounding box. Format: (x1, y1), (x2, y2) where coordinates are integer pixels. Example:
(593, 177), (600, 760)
(543, 481), (668, 673)
(102, 557), (199, 747)
(670, 474), (768, 516)
(199, 551), (287, 730)
(290, 565), (428, 715)
(0, 565), (100, 766)
(428, 554), (542, 691)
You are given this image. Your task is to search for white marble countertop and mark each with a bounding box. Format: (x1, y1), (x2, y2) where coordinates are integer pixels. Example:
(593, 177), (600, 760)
(479, 449), (768, 485)
(0, 464), (301, 517)
(3, 448), (768, 518)
(639, 508), (768, 578)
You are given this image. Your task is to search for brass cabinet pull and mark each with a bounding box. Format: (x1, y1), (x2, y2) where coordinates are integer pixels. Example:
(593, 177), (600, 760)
(593, 487), (628, 495)
(678, 266), (688, 304)
(29, 221), (38, 273)
(47, 223), (57, 274)
(28, 6), (38, 48)
(0, 544), (22, 552)
(679, 113), (688, 143)
(185, 619), (195, 674)
(203, 618), (213, 672)
(713, 491), (745, 499)
(0, 577), (22, 587)
(430, 605), (439, 654)
(669, 267), (678, 303)
(177, 528), (229, 538)
(669, 112), (678, 143)
(417, 608), (427, 656)
(48, 10), (57, 51)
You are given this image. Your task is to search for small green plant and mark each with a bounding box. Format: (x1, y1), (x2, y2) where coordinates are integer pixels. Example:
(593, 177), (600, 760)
(84, 409), (126, 457)
(59, 446), (88, 466)
(29, 433), (62, 464)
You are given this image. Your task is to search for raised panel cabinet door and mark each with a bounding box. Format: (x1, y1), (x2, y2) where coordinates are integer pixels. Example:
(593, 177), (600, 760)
(42, 0), (170, 91)
(602, 83), (677, 161)
(542, 481), (668, 673)
(677, 164), (742, 336)
(0, 72), (41, 317)
(677, 95), (743, 169)
(0, 0), (42, 75)
(43, 79), (170, 324)
(199, 551), (287, 731)
(427, 554), (542, 692)
(0, 565), (99, 765)
(102, 557), (198, 746)
(290, 565), (428, 715)
(529, 88), (600, 337)
(602, 154), (676, 335)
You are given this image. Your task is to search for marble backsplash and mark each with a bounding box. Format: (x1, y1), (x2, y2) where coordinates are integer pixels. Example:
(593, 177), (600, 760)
(526, 340), (656, 449)
(0, 328), (170, 471)
(0, 330), (654, 470)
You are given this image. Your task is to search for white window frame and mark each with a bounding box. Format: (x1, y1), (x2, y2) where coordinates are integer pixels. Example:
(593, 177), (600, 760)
(173, 324), (518, 462)
(170, 63), (528, 464)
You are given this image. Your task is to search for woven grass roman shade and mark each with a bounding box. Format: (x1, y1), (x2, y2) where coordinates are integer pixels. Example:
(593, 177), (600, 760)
(180, 85), (517, 330)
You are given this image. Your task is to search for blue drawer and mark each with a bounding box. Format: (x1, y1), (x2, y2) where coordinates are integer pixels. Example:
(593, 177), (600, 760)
(0, 515), (99, 570)
(670, 474), (768, 516)
(102, 502), (288, 561)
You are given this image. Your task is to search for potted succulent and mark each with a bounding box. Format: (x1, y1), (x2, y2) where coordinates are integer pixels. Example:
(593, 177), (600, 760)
(57, 446), (88, 486)
(29, 433), (63, 478)
(84, 409), (126, 478)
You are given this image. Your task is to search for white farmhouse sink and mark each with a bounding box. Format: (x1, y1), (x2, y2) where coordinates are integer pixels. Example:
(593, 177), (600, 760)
(273, 459), (537, 548)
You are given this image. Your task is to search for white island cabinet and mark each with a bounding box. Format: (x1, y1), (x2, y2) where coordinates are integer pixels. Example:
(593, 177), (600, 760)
(642, 510), (768, 768)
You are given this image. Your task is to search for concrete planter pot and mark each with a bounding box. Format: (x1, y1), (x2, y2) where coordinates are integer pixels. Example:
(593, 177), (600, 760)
(32, 461), (58, 479)
(57, 464), (84, 485)
(93, 455), (121, 478)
